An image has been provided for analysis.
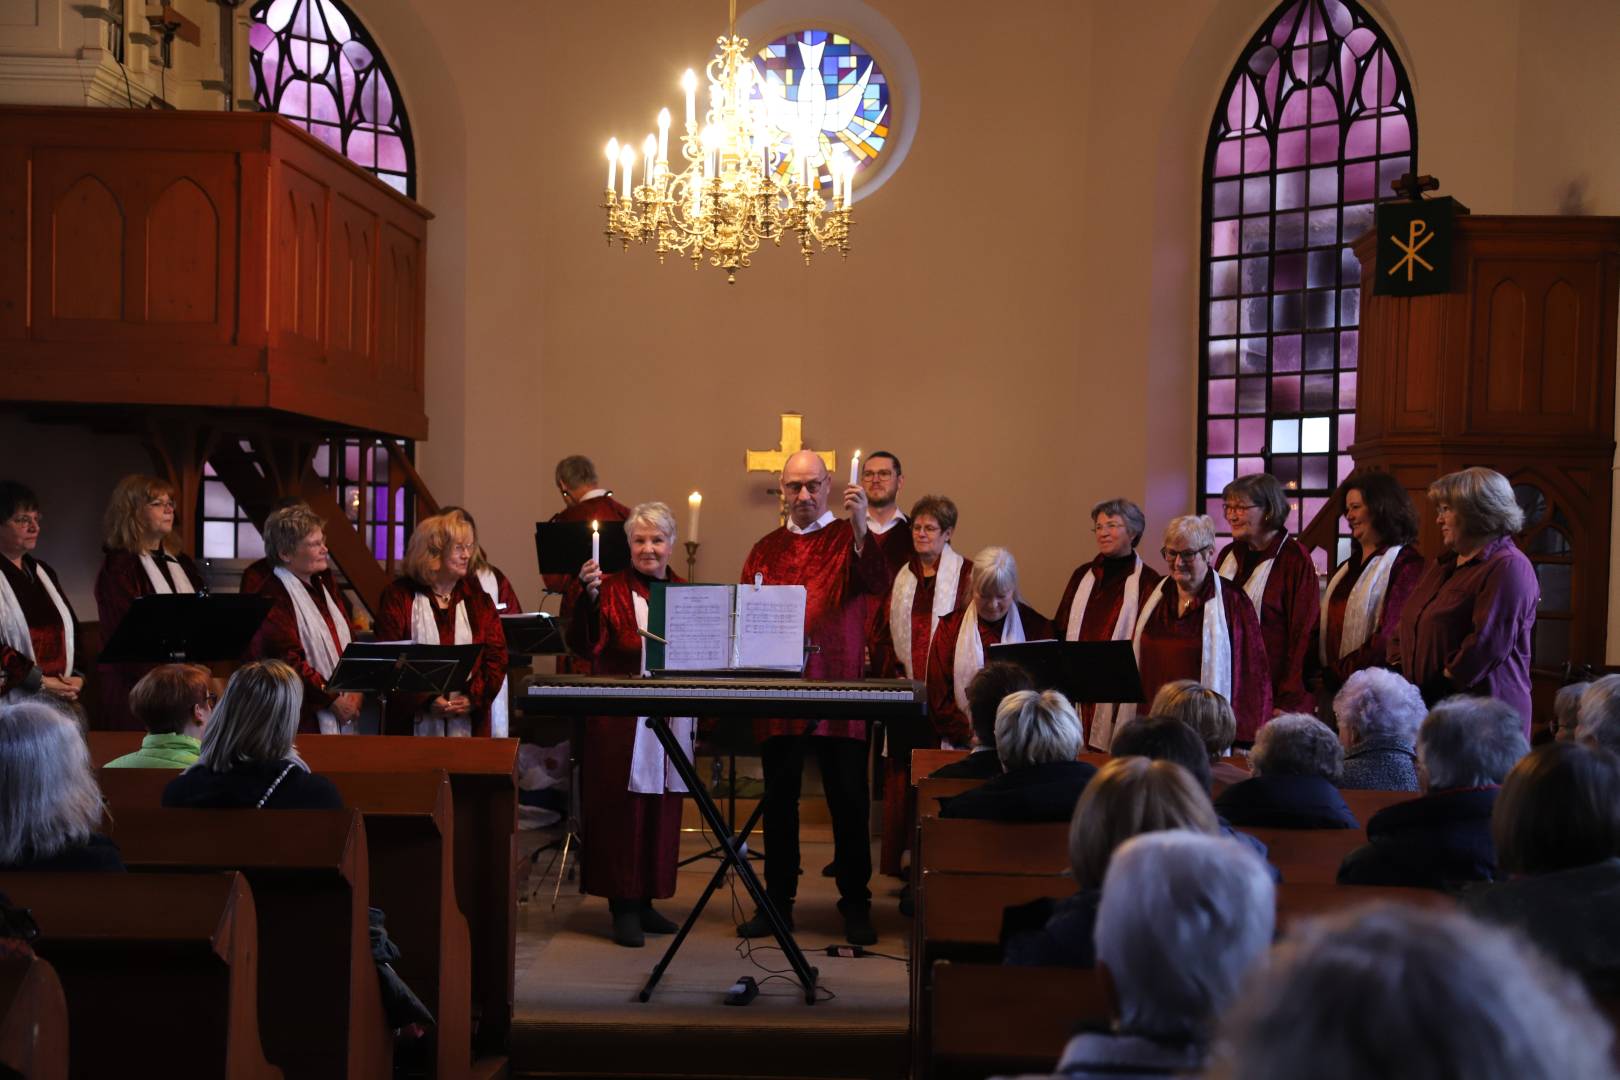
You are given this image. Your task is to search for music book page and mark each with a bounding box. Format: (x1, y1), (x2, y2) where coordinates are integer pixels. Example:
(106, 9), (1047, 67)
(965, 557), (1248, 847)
(736, 585), (807, 670)
(662, 585), (734, 670)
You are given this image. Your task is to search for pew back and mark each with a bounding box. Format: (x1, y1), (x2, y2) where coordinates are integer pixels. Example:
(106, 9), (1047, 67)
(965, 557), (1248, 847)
(0, 952), (68, 1080)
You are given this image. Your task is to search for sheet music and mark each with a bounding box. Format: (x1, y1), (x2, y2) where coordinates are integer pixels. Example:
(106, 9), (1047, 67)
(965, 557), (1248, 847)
(736, 585), (807, 671)
(662, 586), (735, 670)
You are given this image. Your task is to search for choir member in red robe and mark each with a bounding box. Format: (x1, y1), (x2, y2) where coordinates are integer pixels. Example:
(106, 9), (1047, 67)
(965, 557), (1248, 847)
(738, 450), (890, 946)
(543, 455), (631, 594)
(248, 505), (362, 735)
(927, 547), (1056, 748)
(1315, 472), (1425, 707)
(93, 475), (205, 730)
(443, 507), (522, 737)
(374, 513), (508, 737)
(1128, 515), (1271, 744)
(860, 451), (912, 577)
(1052, 497), (1163, 749)
(1216, 473), (1320, 715)
(0, 483), (82, 706)
(870, 495), (971, 877)
(566, 501), (692, 948)
(239, 496), (341, 599)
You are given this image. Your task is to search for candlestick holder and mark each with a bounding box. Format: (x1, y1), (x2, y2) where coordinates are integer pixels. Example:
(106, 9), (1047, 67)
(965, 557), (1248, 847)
(684, 540), (701, 581)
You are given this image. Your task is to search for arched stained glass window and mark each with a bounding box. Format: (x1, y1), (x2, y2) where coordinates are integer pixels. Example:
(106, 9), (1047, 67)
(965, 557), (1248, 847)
(248, 0), (415, 197)
(1200, 0), (1415, 568)
(753, 29), (890, 187)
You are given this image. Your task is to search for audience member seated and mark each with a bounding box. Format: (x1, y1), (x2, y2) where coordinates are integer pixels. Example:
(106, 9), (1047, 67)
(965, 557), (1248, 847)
(0, 481), (83, 709)
(1551, 680), (1589, 743)
(1002, 758), (1216, 968)
(1576, 674), (1620, 756)
(1338, 695), (1527, 889)
(1214, 714), (1357, 829)
(927, 661), (1033, 780)
(162, 660), (343, 810)
(1011, 831), (1274, 1080)
(939, 690), (1093, 822)
(1205, 905), (1617, 1080)
(0, 701), (125, 871)
(1145, 680), (1244, 787)
(1332, 668), (1423, 791)
(1464, 742), (1620, 992)
(104, 663), (214, 769)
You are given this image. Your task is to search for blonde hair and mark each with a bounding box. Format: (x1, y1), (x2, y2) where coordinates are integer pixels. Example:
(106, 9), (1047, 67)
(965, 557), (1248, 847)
(1428, 467), (1524, 543)
(1067, 757), (1218, 888)
(103, 474), (179, 555)
(994, 689), (1083, 770)
(970, 546), (1019, 600)
(192, 660), (306, 773)
(262, 505), (324, 567)
(1163, 514), (1217, 553)
(440, 508), (491, 574)
(1150, 680), (1237, 758)
(403, 513), (474, 588)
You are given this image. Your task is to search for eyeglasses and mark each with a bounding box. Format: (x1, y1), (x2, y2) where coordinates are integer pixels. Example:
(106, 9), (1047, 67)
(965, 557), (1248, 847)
(1161, 547), (1210, 565)
(911, 523), (944, 536)
(782, 481), (824, 496)
(448, 543), (474, 555)
(7, 513), (41, 529)
(1221, 502), (1259, 519)
(861, 469), (896, 481)
(1092, 522), (1126, 533)
(148, 498), (177, 511)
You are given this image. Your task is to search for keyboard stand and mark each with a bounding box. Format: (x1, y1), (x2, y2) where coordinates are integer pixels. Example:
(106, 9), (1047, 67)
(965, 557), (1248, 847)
(637, 715), (818, 1005)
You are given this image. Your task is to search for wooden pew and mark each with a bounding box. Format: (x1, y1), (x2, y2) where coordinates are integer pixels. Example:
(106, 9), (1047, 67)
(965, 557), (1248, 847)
(0, 871), (278, 1079)
(104, 809), (390, 1080)
(917, 817), (1070, 877)
(1341, 787), (1412, 823)
(1275, 882), (1455, 928)
(0, 951), (69, 1080)
(915, 776), (983, 816)
(929, 961), (1107, 1080)
(1238, 826), (1368, 885)
(910, 748), (967, 780)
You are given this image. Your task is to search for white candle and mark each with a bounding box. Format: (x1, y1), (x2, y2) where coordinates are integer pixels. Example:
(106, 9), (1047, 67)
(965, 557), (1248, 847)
(843, 162), (854, 209)
(642, 134), (656, 188)
(657, 108), (670, 163)
(688, 491), (702, 544)
(591, 519), (600, 565)
(620, 146), (635, 200)
(606, 138), (619, 191)
(849, 449), (861, 486)
(682, 69), (697, 128)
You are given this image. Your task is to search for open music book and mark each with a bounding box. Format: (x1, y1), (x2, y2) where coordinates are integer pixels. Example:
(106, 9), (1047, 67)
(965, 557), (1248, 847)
(646, 582), (807, 673)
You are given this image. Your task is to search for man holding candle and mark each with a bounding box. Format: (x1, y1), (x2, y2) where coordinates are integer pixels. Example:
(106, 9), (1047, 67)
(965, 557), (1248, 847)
(739, 449), (890, 946)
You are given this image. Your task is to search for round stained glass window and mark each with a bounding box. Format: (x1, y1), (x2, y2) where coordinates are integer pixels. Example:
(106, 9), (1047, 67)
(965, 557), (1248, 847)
(753, 29), (889, 188)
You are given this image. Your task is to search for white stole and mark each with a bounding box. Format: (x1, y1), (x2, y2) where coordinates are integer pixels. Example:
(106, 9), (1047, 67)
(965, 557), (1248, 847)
(0, 561), (75, 693)
(1064, 554), (1145, 643)
(473, 567), (511, 738)
(273, 567), (354, 734)
(952, 599), (1026, 719)
(1319, 545), (1404, 665)
(630, 589), (692, 794)
(1218, 541), (1278, 624)
(410, 591), (474, 738)
(888, 545), (964, 680)
(139, 551), (190, 595)
(1103, 577), (1233, 749)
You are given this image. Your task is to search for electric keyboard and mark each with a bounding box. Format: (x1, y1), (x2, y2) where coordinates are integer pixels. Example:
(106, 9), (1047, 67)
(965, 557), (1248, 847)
(520, 674), (925, 719)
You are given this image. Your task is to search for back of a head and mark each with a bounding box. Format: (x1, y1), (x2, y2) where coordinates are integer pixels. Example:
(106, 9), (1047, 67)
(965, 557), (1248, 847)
(1148, 680), (1236, 758)
(965, 661), (1035, 748)
(1111, 716), (1214, 792)
(1420, 696), (1528, 789)
(1332, 667), (1425, 746)
(1250, 713), (1343, 782)
(1493, 741), (1620, 877)
(194, 660), (304, 773)
(1553, 680), (1590, 741)
(554, 455), (598, 491)
(1577, 675), (1620, 755)
(1094, 830), (1275, 1043)
(0, 701), (102, 864)
(1206, 904), (1617, 1080)
(994, 689), (1082, 770)
(128, 664), (212, 735)
(1069, 757), (1219, 888)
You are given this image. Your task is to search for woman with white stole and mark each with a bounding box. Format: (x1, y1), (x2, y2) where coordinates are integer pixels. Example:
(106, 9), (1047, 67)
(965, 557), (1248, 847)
(0, 482), (82, 707)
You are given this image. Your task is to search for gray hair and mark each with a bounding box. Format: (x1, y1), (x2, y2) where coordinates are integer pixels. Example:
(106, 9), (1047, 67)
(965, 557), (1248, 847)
(994, 689), (1083, 771)
(0, 701), (103, 864)
(1419, 696), (1528, 790)
(969, 546), (1018, 600)
(1163, 514), (1217, 553)
(1553, 681), (1590, 741)
(1205, 905), (1617, 1080)
(554, 455), (598, 490)
(1095, 831), (1275, 1042)
(623, 501), (676, 543)
(1251, 713), (1343, 782)
(1427, 467), (1524, 542)
(1577, 675), (1620, 755)
(192, 660), (308, 774)
(1332, 668), (1425, 746)
(262, 504), (323, 567)
(1091, 498), (1147, 546)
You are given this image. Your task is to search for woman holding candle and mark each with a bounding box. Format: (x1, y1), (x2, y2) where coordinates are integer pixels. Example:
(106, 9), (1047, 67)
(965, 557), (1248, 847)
(567, 501), (692, 948)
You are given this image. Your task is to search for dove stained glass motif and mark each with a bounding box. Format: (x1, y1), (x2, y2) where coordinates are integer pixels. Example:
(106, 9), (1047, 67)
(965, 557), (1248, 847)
(753, 30), (889, 188)
(248, 0), (415, 197)
(1198, 0), (1414, 568)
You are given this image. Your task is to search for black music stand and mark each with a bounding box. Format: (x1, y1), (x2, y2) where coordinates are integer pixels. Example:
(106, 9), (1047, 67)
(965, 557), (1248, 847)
(535, 521), (631, 590)
(326, 642), (484, 735)
(501, 613), (567, 657)
(98, 593), (271, 663)
(987, 640), (1145, 704)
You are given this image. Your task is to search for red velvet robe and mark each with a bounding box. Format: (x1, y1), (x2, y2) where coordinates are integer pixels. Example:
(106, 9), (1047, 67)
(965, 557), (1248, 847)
(249, 573), (357, 734)
(1315, 544), (1426, 694)
(1135, 574), (1271, 743)
(478, 564), (523, 614)
(1053, 554), (1164, 642)
(739, 518), (890, 741)
(860, 516), (912, 672)
(373, 576), (508, 737)
(1215, 531), (1319, 714)
(565, 567), (686, 899)
(93, 548), (205, 730)
(0, 555), (79, 693)
(926, 602), (1056, 747)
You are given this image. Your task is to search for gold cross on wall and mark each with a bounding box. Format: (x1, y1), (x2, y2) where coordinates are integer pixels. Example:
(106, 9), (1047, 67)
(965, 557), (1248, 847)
(745, 413), (837, 474)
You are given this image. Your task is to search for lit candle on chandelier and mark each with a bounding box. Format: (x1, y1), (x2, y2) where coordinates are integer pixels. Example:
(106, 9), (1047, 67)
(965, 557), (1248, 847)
(688, 492), (702, 544)
(606, 138), (619, 191)
(591, 519), (600, 566)
(849, 449), (861, 486)
(657, 108), (670, 164)
(619, 145), (635, 200)
(681, 69), (698, 129)
(642, 134), (656, 188)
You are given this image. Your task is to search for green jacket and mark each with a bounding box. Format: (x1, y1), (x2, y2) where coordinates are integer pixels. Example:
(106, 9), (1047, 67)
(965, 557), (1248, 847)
(104, 733), (201, 770)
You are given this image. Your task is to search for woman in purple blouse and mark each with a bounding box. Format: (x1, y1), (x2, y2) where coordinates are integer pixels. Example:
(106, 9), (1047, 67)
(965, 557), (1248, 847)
(1390, 467), (1539, 736)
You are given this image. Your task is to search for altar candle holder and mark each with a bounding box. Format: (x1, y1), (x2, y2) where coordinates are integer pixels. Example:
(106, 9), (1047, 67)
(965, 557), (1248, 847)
(684, 540), (701, 581)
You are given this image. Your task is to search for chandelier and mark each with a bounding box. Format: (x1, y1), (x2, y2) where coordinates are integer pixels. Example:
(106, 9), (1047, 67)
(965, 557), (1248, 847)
(600, 2), (857, 284)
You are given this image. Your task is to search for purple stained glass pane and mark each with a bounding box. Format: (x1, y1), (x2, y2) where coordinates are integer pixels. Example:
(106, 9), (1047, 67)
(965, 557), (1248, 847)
(1338, 454), (1355, 482)
(1308, 124), (1339, 164)
(1211, 220), (1240, 257)
(1340, 288), (1360, 327)
(1241, 217), (1270, 252)
(1308, 208), (1338, 246)
(1272, 375), (1301, 411)
(1380, 114), (1411, 153)
(1209, 300), (1237, 336)
(1209, 379), (1237, 414)
(1213, 181), (1240, 217)
(1277, 129), (1307, 168)
(1340, 247), (1362, 284)
(1214, 139), (1243, 177)
(1239, 418), (1266, 453)
(1237, 377), (1267, 415)
(1303, 455), (1330, 490)
(1239, 338), (1270, 374)
(1206, 457), (1237, 495)
(1378, 156), (1410, 199)
(1305, 496), (1328, 523)
(238, 524), (267, 559)
(1236, 456), (1267, 478)
(309, 79), (341, 122)
(281, 79), (309, 118)
(1210, 338), (1237, 375)
(1272, 294), (1302, 332)
(348, 129), (376, 168)
(1308, 167), (1338, 206)
(1273, 457), (1301, 486)
(310, 123), (343, 153)
(1275, 212), (1305, 251)
(1338, 371), (1358, 409)
(1241, 298), (1269, 334)
(1242, 177), (1271, 213)
(1273, 334), (1302, 372)
(1304, 374), (1335, 410)
(1342, 202), (1374, 241)
(1241, 257), (1270, 293)
(1306, 289), (1337, 329)
(377, 134), (406, 171)
(1208, 420), (1237, 455)
(1307, 249), (1337, 288)
(1305, 333), (1336, 371)
(1338, 413), (1356, 449)
(1276, 170), (1306, 210)
(1345, 117), (1378, 159)
(1211, 260), (1238, 298)
(1344, 160), (1375, 202)
(1241, 136), (1272, 174)
(1275, 253), (1306, 290)
(1339, 330), (1359, 368)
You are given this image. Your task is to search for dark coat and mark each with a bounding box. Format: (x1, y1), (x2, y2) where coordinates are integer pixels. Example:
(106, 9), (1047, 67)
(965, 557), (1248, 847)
(927, 749), (1003, 780)
(1339, 735), (1420, 792)
(0, 834), (126, 873)
(162, 760), (345, 811)
(938, 760), (1098, 823)
(1464, 858), (1620, 986)
(1337, 786), (1499, 890)
(1214, 773), (1359, 829)
(1001, 889), (1102, 968)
